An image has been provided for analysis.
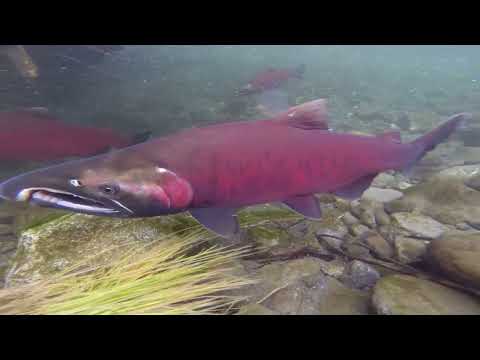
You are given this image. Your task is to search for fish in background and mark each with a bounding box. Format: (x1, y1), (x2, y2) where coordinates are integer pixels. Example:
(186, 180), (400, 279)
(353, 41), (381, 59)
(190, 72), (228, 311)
(237, 65), (306, 95)
(0, 108), (150, 162)
(0, 46), (39, 79)
(0, 99), (469, 238)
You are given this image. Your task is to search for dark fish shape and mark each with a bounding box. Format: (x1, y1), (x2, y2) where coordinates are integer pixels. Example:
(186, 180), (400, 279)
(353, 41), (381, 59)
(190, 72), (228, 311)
(0, 99), (469, 238)
(0, 108), (150, 162)
(238, 65), (306, 95)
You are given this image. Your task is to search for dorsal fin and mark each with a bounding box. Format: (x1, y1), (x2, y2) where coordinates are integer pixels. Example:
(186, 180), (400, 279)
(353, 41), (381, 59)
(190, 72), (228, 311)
(377, 131), (402, 143)
(276, 99), (329, 130)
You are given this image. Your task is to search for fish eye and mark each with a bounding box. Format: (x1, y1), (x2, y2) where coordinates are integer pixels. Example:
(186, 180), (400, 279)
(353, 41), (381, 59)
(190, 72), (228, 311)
(99, 184), (119, 196)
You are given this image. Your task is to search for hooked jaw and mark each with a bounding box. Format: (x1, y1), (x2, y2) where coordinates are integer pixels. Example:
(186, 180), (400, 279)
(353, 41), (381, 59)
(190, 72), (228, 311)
(2, 185), (124, 216)
(0, 172), (126, 216)
(0, 163), (194, 218)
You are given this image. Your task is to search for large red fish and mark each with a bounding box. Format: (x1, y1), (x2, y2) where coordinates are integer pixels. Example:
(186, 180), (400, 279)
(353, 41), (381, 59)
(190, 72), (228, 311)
(0, 108), (149, 162)
(238, 65), (306, 95)
(0, 99), (469, 238)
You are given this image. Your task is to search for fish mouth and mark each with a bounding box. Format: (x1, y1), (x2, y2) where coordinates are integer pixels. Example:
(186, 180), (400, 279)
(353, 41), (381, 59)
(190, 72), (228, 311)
(16, 187), (121, 215)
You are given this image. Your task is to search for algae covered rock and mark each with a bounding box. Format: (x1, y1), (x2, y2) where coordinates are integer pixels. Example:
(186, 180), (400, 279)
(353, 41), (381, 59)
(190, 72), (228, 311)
(246, 258), (370, 315)
(5, 213), (200, 287)
(427, 233), (480, 289)
(385, 177), (480, 226)
(391, 213), (448, 240)
(372, 274), (480, 315)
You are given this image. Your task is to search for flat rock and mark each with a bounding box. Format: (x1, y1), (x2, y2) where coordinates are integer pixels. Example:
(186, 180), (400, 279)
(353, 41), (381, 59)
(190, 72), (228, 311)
(392, 213), (448, 240)
(362, 188), (404, 203)
(372, 274), (480, 315)
(371, 173), (397, 188)
(385, 178), (480, 226)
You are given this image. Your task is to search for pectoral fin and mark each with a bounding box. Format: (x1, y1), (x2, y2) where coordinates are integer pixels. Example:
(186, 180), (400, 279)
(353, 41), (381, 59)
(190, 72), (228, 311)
(189, 207), (239, 238)
(283, 195), (322, 219)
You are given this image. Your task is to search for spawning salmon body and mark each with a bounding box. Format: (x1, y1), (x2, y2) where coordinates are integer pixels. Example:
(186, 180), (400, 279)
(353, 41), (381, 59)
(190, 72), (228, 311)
(0, 110), (133, 161)
(133, 120), (412, 208)
(0, 98), (467, 238)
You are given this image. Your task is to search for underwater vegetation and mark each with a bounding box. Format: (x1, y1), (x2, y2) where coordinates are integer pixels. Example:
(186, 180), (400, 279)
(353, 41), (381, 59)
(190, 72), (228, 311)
(0, 231), (254, 315)
(3, 46), (480, 315)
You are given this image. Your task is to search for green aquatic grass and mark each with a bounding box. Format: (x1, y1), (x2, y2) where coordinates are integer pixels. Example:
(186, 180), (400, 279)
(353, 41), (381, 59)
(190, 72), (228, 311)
(0, 232), (255, 315)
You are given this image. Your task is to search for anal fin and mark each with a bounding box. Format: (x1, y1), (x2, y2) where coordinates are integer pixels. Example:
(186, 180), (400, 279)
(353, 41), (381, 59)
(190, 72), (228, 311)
(189, 207), (239, 238)
(283, 195), (322, 219)
(334, 174), (377, 200)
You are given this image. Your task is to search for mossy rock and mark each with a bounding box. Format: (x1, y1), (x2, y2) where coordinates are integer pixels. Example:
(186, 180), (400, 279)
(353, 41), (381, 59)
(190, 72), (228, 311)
(386, 178), (480, 225)
(5, 213), (201, 287)
(372, 274), (480, 315)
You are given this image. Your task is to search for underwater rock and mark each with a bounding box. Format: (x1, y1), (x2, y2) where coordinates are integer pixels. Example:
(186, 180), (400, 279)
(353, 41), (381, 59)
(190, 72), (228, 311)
(4, 213), (201, 287)
(341, 260), (380, 290)
(371, 173), (397, 189)
(350, 200), (377, 228)
(361, 188), (404, 203)
(465, 173), (480, 192)
(13, 206), (67, 237)
(372, 274), (480, 315)
(427, 234), (480, 289)
(374, 207), (391, 226)
(0, 202), (67, 287)
(247, 258), (370, 315)
(243, 204), (347, 250)
(435, 165), (480, 180)
(236, 303), (280, 315)
(391, 213), (448, 240)
(343, 243), (371, 259)
(385, 178), (480, 226)
(350, 224), (371, 237)
(342, 212), (360, 227)
(363, 232), (394, 259)
(394, 236), (428, 264)
(315, 227), (349, 251)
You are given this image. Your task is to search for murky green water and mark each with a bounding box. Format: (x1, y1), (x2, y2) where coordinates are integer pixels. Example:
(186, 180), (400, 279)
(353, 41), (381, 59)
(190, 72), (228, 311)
(1, 45), (480, 314)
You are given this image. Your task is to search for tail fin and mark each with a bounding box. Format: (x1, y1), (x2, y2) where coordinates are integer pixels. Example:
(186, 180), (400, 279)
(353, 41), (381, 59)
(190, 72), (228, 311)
(404, 112), (472, 172)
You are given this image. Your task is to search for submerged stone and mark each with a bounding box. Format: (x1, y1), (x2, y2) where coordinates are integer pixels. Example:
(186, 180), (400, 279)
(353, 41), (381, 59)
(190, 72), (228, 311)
(4, 213), (201, 287)
(427, 233), (480, 289)
(386, 178), (480, 226)
(372, 274), (480, 315)
(391, 213), (448, 240)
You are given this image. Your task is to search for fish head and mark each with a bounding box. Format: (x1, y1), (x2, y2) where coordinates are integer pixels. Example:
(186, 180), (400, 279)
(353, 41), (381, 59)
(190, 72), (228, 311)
(0, 151), (194, 218)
